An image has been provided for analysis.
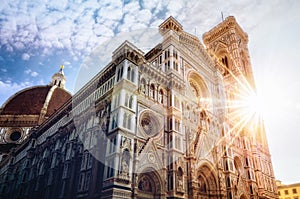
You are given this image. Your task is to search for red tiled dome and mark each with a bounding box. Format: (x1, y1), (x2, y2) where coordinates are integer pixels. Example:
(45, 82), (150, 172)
(0, 85), (71, 117)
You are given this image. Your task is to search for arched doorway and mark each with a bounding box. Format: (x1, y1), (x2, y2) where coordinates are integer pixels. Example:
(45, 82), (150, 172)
(136, 170), (163, 199)
(197, 165), (218, 199)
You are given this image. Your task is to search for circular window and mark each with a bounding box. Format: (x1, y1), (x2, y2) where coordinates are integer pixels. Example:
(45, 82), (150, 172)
(139, 110), (162, 137)
(10, 131), (21, 141)
(141, 117), (153, 135)
(5, 128), (23, 143)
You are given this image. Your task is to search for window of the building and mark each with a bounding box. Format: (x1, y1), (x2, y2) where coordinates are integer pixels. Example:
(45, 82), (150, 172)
(224, 159), (229, 171)
(292, 188), (297, 194)
(127, 66), (135, 82)
(158, 89), (164, 104)
(175, 135), (181, 150)
(62, 163), (69, 179)
(150, 84), (155, 99)
(174, 96), (180, 109)
(129, 95), (133, 108)
(285, 190), (289, 195)
(116, 66), (123, 82)
(124, 93), (134, 109)
(278, 191), (281, 196)
(81, 152), (88, 171)
(226, 177), (231, 188)
(168, 172), (173, 191)
(250, 185), (254, 194)
(109, 137), (117, 154)
(106, 159), (115, 178)
(123, 113), (127, 128)
(167, 60), (170, 70)
(84, 171), (91, 191)
(111, 114), (118, 129)
(78, 173), (85, 192)
(174, 50), (178, 59)
(174, 119), (180, 132)
(173, 61), (178, 71)
(165, 49), (170, 59)
(122, 113), (132, 130)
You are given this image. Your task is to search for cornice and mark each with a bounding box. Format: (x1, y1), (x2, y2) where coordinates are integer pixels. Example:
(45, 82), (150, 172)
(203, 16), (248, 45)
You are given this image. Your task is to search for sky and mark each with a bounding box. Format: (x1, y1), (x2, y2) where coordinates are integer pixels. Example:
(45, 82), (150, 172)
(0, 0), (299, 184)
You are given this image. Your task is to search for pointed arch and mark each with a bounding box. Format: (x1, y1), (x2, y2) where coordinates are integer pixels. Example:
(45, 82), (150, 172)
(196, 162), (219, 198)
(136, 168), (163, 198)
(187, 70), (211, 108)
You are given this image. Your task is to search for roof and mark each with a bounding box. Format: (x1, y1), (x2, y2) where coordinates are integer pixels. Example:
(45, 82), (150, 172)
(0, 85), (71, 117)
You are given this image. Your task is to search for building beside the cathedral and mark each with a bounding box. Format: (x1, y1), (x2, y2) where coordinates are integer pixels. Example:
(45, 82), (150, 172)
(276, 181), (300, 199)
(0, 16), (278, 199)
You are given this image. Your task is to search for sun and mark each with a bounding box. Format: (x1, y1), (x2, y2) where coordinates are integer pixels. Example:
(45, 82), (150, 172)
(243, 93), (264, 117)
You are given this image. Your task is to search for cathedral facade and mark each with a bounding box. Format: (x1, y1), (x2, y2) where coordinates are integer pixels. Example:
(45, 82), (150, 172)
(0, 16), (278, 199)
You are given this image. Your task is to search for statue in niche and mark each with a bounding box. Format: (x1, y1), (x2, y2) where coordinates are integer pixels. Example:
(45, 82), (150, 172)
(177, 167), (184, 191)
(189, 130), (196, 155)
(140, 80), (146, 94)
(121, 159), (129, 174)
(121, 137), (130, 149)
(199, 110), (209, 132)
(120, 149), (130, 177)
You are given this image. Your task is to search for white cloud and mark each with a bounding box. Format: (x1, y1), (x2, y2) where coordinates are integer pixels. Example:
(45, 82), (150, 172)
(31, 71), (38, 77)
(0, 80), (33, 105)
(22, 53), (30, 60)
(24, 69), (38, 77)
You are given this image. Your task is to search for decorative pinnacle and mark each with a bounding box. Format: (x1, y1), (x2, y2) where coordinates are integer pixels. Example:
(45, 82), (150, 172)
(58, 65), (65, 75)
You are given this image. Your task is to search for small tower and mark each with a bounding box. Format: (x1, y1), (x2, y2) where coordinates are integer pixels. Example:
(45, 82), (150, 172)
(51, 65), (66, 89)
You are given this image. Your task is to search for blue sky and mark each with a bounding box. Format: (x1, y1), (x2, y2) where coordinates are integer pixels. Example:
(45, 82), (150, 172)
(0, 0), (299, 184)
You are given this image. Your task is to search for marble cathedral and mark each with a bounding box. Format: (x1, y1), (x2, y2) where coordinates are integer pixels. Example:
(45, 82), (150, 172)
(0, 16), (278, 199)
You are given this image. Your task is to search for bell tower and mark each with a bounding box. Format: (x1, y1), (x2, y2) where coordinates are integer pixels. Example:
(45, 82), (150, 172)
(203, 16), (278, 199)
(203, 16), (255, 92)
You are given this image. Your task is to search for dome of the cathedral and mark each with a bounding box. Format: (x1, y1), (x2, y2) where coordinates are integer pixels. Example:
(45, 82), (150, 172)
(0, 85), (71, 117)
(0, 66), (71, 149)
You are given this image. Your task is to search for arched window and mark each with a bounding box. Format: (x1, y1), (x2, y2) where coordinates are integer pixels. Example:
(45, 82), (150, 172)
(131, 67), (135, 82)
(221, 55), (229, 75)
(129, 96), (133, 109)
(234, 156), (243, 175)
(127, 66), (135, 82)
(125, 94), (129, 107)
(127, 114), (131, 130)
(150, 84), (155, 99)
(123, 113), (127, 128)
(127, 67), (131, 80)
(226, 177), (231, 188)
(117, 67), (123, 81)
(158, 89), (164, 104)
